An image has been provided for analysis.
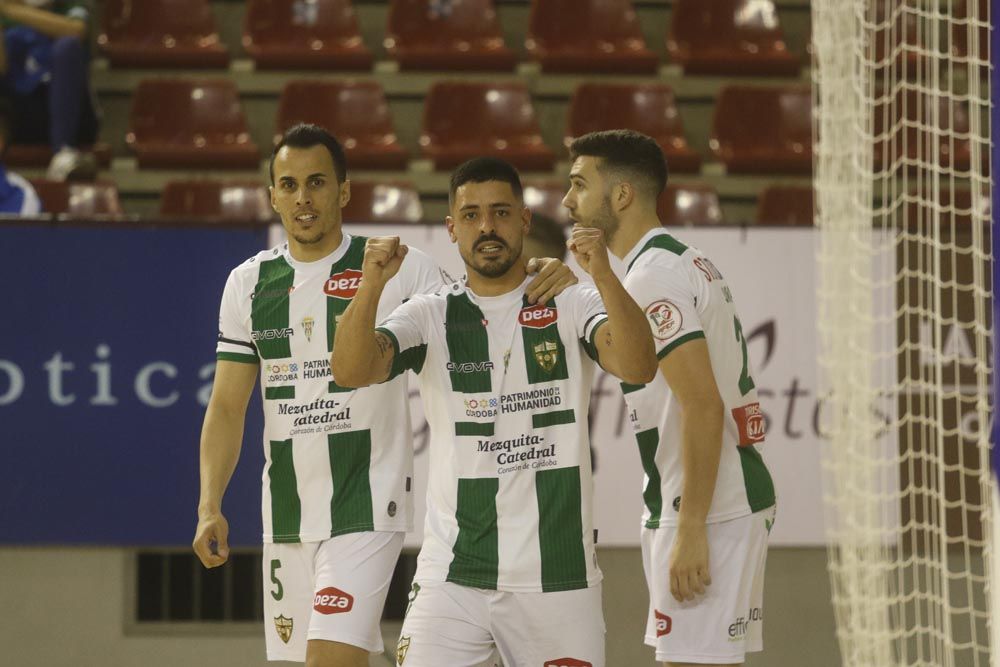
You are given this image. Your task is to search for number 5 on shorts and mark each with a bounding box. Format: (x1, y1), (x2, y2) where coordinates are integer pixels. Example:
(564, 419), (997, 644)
(270, 559), (284, 601)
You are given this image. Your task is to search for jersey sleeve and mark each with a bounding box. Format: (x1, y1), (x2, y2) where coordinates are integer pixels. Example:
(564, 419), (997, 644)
(375, 296), (429, 379)
(215, 269), (259, 364)
(400, 246), (451, 298)
(571, 284), (609, 362)
(627, 259), (704, 360)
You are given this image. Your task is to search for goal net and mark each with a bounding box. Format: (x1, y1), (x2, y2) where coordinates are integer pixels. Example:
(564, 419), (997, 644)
(812, 1), (993, 665)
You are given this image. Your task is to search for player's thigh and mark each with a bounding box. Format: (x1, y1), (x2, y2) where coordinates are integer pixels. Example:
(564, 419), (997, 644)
(492, 583), (606, 667)
(263, 542), (321, 662)
(394, 581), (495, 667)
(308, 531), (405, 653)
(642, 508), (772, 665)
(305, 638), (369, 667)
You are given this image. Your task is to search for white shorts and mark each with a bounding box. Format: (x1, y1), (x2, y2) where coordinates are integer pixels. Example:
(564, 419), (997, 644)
(642, 505), (775, 664)
(395, 580), (605, 667)
(263, 531), (404, 662)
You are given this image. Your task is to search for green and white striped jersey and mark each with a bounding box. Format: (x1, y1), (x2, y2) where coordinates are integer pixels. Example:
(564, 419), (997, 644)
(375, 278), (608, 593)
(216, 234), (446, 543)
(621, 228), (775, 528)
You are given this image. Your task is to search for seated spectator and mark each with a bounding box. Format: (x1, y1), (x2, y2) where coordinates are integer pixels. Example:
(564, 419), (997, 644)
(0, 0), (98, 180)
(0, 100), (41, 214)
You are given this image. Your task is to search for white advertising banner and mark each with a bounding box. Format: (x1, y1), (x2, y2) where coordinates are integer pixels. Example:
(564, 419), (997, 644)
(328, 224), (828, 547)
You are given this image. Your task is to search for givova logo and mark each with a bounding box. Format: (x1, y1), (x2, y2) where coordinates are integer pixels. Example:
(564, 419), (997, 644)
(252, 328), (294, 341)
(447, 361), (494, 373)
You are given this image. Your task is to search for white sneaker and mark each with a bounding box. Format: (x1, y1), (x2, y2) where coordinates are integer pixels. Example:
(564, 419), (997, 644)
(47, 147), (98, 181)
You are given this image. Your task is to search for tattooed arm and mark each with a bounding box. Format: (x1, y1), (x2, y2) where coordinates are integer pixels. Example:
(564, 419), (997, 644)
(331, 237), (406, 388)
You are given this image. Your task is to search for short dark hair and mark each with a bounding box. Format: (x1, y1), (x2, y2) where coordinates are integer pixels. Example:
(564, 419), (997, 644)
(449, 157), (524, 207)
(568, 129), (668, 198)
(270, 123), (347, 185)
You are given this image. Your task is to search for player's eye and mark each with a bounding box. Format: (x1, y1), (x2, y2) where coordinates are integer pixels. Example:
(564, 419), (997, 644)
(496, 209), (508, 217)
(310, 178), (324, 188)
(464, 212), (477, 221)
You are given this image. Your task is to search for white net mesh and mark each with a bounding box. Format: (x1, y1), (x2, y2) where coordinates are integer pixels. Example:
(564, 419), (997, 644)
(812, 1), (993, 665)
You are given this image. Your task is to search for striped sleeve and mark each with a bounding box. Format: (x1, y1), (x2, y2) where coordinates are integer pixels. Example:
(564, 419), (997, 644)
(216, 268), (259, 364)
(376, 296), (429, 377)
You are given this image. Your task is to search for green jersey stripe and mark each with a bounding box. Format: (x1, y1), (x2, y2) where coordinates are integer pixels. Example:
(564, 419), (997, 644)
(536, 466), (588, 592)
(620, 381), (645, 395)
(251, 257), (295, 360)
(520, 296), (569, 384)
(328, 430), (376, 535)
(738, 445), (776, 513)
(626, 232), (689, 273)
(326, 236), (368, 353)
(636, 429), (663, 527)
(265, 386), (295, 400)
(328, 381), (354, 393)
(217, 351), (258, 364)
(531, 409), (575, 429)
(659, 330), (706, 359)
(445, 293), (492, 393)
(456, 421), (495, 437)
(268, 439), (302, 542)
(447, 477), (499, 589)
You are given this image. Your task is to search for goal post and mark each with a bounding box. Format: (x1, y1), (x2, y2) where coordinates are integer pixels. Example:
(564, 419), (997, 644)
(812, 1), (994, 666)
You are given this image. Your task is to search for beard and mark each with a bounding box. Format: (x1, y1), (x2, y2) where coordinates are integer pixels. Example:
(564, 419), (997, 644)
(587, 197), (621, 244)
(463, 234), (522, 278)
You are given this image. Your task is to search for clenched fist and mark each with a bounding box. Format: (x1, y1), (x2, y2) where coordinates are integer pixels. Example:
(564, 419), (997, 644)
(363, 236), (408, 286)
(567, 226), (612, 279)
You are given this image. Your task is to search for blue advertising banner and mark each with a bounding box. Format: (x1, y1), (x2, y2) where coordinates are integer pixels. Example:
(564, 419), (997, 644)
(0, 222), (268, 546)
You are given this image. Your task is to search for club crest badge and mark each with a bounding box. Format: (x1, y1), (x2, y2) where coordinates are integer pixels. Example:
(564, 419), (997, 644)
(274, 615), (293, 644)
(533, 340), (559, 372)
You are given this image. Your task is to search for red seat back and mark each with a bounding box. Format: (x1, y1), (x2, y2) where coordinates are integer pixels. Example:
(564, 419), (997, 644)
(565, 83), (701, 172)
(342, 181), (423, 223)
(98, 0), (228, 67)
(756, 185), (813, 226)
(658, 184), (723, 226)
(385, 0), (516, 70)
(160, 181), (274, 221)
(668, 0), (798, 75)
(127, 79), (253, 147)
(710, 85), (812, 173)
(244, 0), (366, 47)
(29, 180), (124, 217)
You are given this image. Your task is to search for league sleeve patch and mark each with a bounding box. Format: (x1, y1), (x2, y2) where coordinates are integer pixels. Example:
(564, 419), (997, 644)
(645, 300), (683, 341)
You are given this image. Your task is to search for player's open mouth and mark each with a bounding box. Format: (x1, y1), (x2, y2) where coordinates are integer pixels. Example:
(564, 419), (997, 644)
(295, 213), (318, 224)
(477, 243), (504, 256)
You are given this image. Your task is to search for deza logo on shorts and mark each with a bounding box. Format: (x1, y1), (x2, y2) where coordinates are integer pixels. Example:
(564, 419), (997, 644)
(324, 269), (363, 299)
(544, 659), (592, 667)
(519, 304), (558, 329)
(313, 587), (354, 614)
(655, 609), (672, 637)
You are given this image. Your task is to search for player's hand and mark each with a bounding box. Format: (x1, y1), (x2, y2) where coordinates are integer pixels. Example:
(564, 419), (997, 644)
(193, 512), (230, 568)
(668, 522), (711, 602)
(567, 226), (613, 279)
(362, 236), (408, 287)
(525, 257), (578, 304)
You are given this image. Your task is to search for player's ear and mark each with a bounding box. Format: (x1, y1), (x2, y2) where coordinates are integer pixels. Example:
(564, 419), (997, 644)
(445, 216), (457, 243)
(269, 186), (277, 211)
(614, 182), (635, 213)
(339, 179), (351, 208)
(521, 205), (531, 234)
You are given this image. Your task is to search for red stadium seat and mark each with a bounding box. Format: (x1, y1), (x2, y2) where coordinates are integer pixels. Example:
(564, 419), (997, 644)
(126, 80), (260, 170)
(275, 81), (408, 170)
(873, 89), (976, 173)
(98, 0), (229, 68)
(28, 179), (124, 217)
(243, 0), (373, 70)
(523, 181), (572, 227)
(420, 82), (555, 171)
(526, 0), (658, 74)
(658, 184), (723, 226)
(5, 144), (113, 169)
(160, 181), (275, 222)
(667, 0), (799, 76)
(755, 185), (813, 226)
(709, 85), (812, 174)
(565, 83), (701, 174)
(342, 181), (423, 223)
(385, 0), (517, 71)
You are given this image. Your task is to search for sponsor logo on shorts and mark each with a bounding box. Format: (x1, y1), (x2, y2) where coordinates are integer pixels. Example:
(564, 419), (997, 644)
(313, 587), (354, 615)
(274, 615), (293, 644)
(645, 300), (682, 341)
(728, 607), (763, 640)
(732, 402), (766, 446)
(519, 304), (558, 329)
(396, 635), (411, 664)
(324, 269), (363, 299)
(655, 609), (672, 637)
(387, 501), (397, 517)
(544, 659), (591, 667)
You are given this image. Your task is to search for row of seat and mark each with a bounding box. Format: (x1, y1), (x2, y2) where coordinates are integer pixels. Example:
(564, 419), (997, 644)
(28, 178), (816, 227)
(98, 0), (807, 75)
